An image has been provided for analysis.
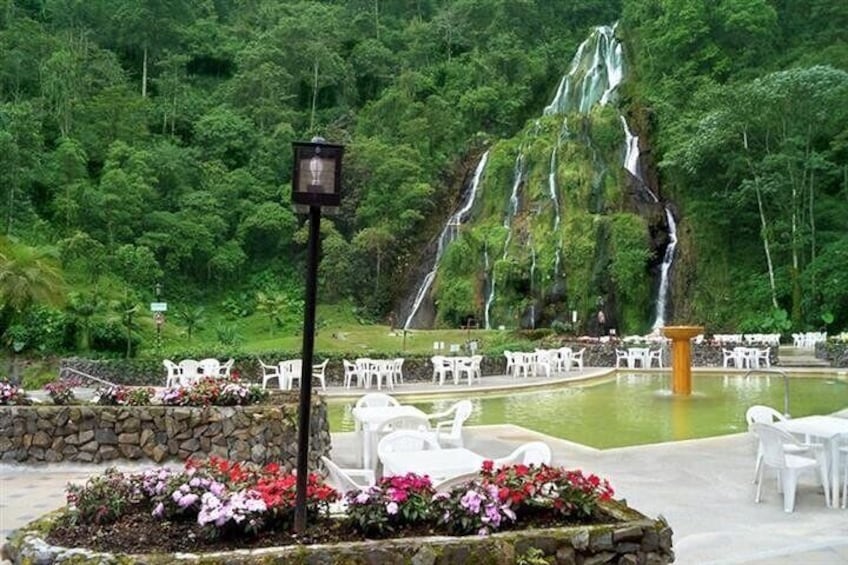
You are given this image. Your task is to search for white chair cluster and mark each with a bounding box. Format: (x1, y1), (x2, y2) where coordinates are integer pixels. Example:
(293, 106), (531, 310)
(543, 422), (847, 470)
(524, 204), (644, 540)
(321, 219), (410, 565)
(614, 347), (663, 369)
(504, 347), (583, 378)
(346, 392), (554, 485)
(163, 358), (234, 387)
(722, 347), (770, 369)
(792, 332), (827, 349)
(342, 358), (404, 390)
(713, 333), (780, 346)
(430, 355), (482, 385)
(259, 358), (327, 391)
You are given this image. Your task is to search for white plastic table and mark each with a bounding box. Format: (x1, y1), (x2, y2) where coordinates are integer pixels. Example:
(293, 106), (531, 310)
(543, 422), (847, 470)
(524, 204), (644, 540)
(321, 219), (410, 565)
(351, 405), (428, 469)
(379, 447), (486, 481)
(775, 415), (848, 508)
(627, 348), (650, 368)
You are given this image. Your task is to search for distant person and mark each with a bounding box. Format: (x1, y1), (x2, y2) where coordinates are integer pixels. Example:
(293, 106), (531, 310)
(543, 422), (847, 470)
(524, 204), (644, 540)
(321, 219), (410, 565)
(597, 310), (606, 337)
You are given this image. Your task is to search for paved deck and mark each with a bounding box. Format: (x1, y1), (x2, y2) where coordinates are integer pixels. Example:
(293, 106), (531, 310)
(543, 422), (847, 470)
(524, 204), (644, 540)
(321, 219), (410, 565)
(3, 368), (848, 563)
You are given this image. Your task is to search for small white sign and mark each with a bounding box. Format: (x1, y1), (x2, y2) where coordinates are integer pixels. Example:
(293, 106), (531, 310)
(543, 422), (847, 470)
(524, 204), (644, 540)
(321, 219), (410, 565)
(150, 302), (168, 312)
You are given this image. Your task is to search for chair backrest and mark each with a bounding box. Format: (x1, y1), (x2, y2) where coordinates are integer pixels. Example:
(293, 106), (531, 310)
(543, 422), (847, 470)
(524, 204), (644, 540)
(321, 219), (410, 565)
(751, 422), (800, 470)
(447, 400), (473, 436)
(377, 430), (441, 462)
(198, 358), (220, 377)
(745, 405), (787, 429)
(163, 359), (179, 374)
(258, 357), (277, 372)
(499, 441), (552, 467)
(320, 456), (364, 493)
(312, 359), (329, 375)
(343, 359), (358, 374)
(433, 471), (480, 493)
(376, 414), (431, 435)
(355, 393), (399, 409)
(220, 358), (234, 376)
(178, 359), (199, 374)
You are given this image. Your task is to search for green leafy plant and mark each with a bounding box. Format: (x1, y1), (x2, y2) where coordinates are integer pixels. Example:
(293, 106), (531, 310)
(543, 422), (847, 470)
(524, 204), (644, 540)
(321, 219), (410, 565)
(0, 379), (31, 405)
(43, 376), (82, 405)
(345, 473), (436, 536)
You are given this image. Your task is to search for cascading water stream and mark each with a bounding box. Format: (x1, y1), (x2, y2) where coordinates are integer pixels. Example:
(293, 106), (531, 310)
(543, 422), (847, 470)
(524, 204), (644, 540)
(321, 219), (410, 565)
(621, 116), (678, 329)
(403, 151), (490, 330)
(484, 151), (525, 329)
(548, 146), (560, 230)
(483, 244), (494, 330)
(529, 243), (537, 329)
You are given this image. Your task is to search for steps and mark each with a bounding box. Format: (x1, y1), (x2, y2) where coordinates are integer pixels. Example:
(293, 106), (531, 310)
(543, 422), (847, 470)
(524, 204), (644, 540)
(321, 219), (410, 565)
(778, 346), (831, 368)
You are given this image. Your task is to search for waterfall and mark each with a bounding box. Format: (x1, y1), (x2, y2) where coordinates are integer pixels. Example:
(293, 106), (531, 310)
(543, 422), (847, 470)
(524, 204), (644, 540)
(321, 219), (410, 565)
(652, 208), (678, 330)
(403, 151), (490, 330)
(485, 151), (524, 329)
(543, 24), (623, 116)
(543, 23), (678, 331)
(483, 244), (494, 330)
(621, 117), (678, 330)
(529, 243), (536, 329)
(548, 146), (560, 230)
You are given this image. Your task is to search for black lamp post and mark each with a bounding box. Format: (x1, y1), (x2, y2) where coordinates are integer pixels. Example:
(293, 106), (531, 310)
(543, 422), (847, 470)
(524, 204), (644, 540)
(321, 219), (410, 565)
(291, 136), (344, 534)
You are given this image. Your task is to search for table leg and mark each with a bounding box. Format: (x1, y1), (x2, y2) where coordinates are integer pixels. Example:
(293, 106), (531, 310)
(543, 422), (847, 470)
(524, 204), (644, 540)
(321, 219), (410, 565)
(830, 440), (839, 508)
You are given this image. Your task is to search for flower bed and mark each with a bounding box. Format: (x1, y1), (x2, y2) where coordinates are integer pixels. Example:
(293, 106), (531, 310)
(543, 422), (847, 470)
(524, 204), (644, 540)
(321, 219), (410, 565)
(2, 457), (674, 564)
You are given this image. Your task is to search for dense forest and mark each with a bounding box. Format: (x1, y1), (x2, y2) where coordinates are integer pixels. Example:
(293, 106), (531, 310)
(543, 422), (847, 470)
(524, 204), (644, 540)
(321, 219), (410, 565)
(0, 0), (846, 358)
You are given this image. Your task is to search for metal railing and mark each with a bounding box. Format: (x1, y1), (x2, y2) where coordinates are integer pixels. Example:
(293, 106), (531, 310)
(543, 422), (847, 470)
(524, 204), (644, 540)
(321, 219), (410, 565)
(59, 367), (118, 388)
(744, 368), (790, 417)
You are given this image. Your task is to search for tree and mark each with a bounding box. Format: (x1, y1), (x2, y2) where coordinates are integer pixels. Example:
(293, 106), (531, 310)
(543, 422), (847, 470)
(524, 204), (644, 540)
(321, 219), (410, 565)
(0, 238), (65, 380)
(256, 291), (287, 335)
(174, 306), (205, 342)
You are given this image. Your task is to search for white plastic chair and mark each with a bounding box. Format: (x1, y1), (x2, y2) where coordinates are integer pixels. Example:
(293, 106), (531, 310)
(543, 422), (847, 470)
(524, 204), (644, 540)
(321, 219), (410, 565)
(259, 358), (283, 390)
(354, 392), (399, 409)
(434, 471), (480, 493)
(377, 429), (442, 472)
(163, 360), (181, 388)
(840, 446), (848, 509)
(503, 351), (515, 377)
(533, 350), (554, 378)
(343, 359), (363, 388)
(198, 358), (221, 378)
(178, 359), (201, 385)
(431, 355), (453, 385)
(392, 358), (405, 385)
(282, 359), (304, 390)
(745, 405), (811, 484)
(219, 358), (234, 377)
(427, 400), (473, 447)
(311, 359), (329, 391)
(320, 455), (375, 493)
(648, 348), (663, 368)
(493, 441), (552, 467)
(555, 348), (572, 373)
(614, 349), (629, 368)
(751, 422), (829, 512)
(722, 348), (736, 368)
(570, 348), (585, 371)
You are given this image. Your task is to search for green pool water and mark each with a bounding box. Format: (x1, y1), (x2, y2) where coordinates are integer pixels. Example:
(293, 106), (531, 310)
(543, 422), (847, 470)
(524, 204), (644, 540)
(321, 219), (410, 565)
(327, 373), (848, 449)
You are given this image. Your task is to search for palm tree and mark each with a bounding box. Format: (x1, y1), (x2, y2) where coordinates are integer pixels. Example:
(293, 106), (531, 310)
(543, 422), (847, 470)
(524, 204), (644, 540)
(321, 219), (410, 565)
(175, 306), (205, 342)
(0, 238), (65, 381)
(256, 292), (287, 335)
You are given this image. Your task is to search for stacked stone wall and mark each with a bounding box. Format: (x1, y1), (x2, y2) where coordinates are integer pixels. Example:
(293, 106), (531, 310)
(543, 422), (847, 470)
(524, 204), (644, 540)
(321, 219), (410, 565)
(0, 400), (330, 467)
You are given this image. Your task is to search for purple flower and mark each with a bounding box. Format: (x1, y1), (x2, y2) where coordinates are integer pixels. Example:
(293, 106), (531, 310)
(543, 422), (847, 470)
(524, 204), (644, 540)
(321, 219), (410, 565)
(152, 502), (165, 517)
(355, 492), (370, 504)
(460, 489), (482, 514)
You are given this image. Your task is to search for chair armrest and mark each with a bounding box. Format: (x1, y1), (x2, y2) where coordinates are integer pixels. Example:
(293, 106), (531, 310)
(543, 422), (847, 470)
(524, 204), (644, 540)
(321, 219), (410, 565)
(426, 410), (451, 420)
(434, 420), (452, 432)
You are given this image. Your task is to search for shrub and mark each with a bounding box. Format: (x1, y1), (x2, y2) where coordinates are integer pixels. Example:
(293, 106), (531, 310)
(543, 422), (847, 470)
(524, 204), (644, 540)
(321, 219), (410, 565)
(432, 481), (516, 536)
(93, 385), (154, 406)
(345, 473), (435, 536)
(158, 376), (268, 407)
(0, 379), (31, 405)
(60, 457), (338, 539)
(43, 376), (83, 405)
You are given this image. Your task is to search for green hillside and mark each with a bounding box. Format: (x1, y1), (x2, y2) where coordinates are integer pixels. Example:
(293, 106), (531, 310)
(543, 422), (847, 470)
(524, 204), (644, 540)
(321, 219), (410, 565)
(0, 0), (846, 362)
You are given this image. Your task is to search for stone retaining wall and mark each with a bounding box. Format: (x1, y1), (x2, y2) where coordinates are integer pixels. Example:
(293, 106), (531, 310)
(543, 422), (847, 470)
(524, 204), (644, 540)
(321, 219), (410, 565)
(3, 500), (674, 564)
(0, 398), (330, 467)
(817, 342), (848, 367)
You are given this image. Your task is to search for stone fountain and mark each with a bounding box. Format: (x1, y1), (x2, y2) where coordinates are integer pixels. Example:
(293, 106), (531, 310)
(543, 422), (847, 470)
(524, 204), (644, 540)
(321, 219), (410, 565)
(661, 325), (704, 395)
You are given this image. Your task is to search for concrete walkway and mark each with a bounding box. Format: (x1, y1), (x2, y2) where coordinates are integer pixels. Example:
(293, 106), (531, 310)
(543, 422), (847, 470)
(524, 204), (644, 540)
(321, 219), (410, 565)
(4, 369), (848, 563)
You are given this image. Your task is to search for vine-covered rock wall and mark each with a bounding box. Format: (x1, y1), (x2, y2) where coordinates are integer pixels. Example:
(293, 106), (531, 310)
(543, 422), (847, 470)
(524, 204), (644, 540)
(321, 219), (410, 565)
(0, 399), (330, 467)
